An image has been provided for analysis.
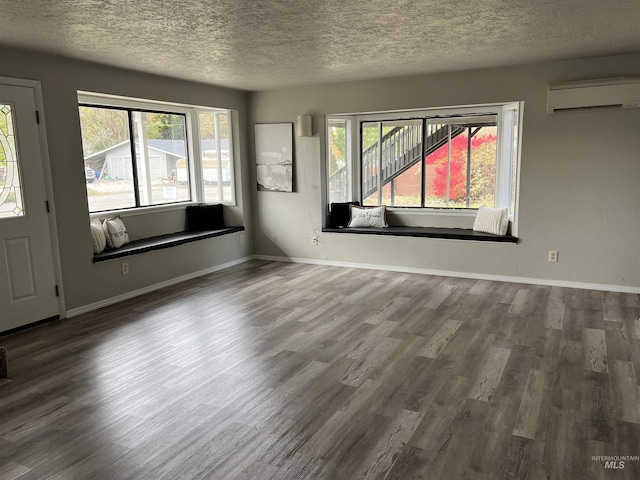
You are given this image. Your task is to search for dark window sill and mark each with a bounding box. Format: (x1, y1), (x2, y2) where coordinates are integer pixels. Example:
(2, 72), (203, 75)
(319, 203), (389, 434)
(93, 226), (245, 262)
(321, 226), (517, 243)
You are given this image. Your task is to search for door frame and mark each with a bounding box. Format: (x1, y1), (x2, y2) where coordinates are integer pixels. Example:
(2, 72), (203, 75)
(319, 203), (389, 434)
(0, 75), (66, 319)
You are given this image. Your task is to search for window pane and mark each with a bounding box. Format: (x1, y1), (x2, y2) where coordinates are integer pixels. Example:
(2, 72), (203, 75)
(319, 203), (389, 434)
(362, 121), (421, 207)
(0, 104), (24, 218)
(424, 123), (450, 207)
(383, 122), (422, 207)
(79, 106), (136, 212)
(328, 119), (349, 204)
(447, 129), (469, 208)
(425, 122), (497, 208)
(199, 111), (233, 203)
(469, 126), (497, 208)
(133, 111), (190, 206)
(362, 122), (380, 205)
(510, 112), (519, 214)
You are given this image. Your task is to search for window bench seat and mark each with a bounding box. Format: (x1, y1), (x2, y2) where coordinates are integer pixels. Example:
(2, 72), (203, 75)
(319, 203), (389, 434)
(93, 226), (245, 262)
(321, 226), (517, 243)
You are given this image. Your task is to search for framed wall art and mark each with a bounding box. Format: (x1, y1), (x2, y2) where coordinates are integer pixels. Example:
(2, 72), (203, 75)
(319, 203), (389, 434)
(254, 123), (293, 192)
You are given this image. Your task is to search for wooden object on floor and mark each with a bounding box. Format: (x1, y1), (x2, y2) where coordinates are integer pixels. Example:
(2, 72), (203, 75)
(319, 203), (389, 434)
(0, 260), (639, 479)
(0, 347), (6, 378)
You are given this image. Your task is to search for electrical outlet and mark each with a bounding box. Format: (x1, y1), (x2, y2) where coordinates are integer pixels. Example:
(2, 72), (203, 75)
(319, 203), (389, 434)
(121, 262), (129, 275)
(548, 250), (558, 263)
(271, 234), (277, 243)
(239, 234), (245, 245)
(311, 235), (319, 246)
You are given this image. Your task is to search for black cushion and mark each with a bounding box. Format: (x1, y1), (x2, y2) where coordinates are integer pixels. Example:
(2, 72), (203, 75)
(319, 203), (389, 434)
(329, 201), (360, 228)
(186, 204), (226, 231)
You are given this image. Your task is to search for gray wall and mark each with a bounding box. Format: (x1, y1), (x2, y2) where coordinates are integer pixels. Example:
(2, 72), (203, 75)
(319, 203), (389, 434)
(2, 45), (638, 317)
(0, 46), (252, 311)
(249, 54), (640, 290)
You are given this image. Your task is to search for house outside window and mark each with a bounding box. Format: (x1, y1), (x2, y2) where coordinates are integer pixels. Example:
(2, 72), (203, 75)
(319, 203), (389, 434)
(78, 93), (235, 214)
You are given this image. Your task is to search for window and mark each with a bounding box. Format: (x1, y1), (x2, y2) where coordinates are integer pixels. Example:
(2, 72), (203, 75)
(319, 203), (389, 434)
(423, 117), (497, 209)
(78, 94), (235, 213)
(362, 120), (423, 207)
(0, 104), (24, 217)
(197, 111), (234, 204)
(327, 118), (352, 204)
(327, 103), (521, 215)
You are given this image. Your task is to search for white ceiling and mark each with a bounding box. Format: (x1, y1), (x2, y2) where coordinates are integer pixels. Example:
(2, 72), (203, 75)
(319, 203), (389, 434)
(1, 0), (640, 91)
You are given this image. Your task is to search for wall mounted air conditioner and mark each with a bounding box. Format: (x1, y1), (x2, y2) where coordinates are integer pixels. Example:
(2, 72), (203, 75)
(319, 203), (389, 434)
(547, 77), (640, 113)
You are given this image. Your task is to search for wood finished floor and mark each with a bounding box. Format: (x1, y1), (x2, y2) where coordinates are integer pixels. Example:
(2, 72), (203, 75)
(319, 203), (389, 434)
(1, 260), (639, 479)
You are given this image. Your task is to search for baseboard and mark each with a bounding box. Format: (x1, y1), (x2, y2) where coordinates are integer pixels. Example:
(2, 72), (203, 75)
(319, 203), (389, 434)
(66, 256), (253, 318)
(252, 254), (640, 294)
(66, 253), (639, 318)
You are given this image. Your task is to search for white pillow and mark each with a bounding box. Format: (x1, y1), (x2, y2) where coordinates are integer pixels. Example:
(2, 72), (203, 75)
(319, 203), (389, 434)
(90, 220), (107, 254)
(473, 206), (509, 235)
(348, 205), (388, 228)
(102, 216), (130, 249)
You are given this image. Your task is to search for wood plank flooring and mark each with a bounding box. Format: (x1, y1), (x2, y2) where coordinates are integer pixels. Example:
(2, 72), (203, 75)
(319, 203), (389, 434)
(1, 260), (639, 479)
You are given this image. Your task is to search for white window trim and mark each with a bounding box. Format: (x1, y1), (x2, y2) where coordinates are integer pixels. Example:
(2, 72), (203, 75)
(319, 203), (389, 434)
(326, 102), (523, 233)
(78, 92), (237, 215)
(88, 201), (194, 220)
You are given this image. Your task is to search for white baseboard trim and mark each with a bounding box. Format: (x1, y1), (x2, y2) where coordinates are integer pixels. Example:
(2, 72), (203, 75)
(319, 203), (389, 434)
(66, 253), (639, 318)
(252, 254), (640, 294)
(66, 256), (253, 318)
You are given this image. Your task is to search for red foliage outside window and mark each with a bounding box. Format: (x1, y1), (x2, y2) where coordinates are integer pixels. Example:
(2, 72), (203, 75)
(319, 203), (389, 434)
(427, 131), (497, 203)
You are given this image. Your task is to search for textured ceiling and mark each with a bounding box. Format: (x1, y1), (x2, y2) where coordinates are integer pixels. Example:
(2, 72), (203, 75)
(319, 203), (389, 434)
(1, 0), (640, 91)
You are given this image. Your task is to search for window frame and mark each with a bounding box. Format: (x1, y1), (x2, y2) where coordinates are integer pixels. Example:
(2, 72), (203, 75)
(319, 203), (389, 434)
(78, 92), (236, 217)
(326, 102), (523, 232)
(326, 117), (355, 204)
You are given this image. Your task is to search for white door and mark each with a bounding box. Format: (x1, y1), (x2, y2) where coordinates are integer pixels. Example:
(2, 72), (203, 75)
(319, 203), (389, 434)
(0, 83), (59, 333)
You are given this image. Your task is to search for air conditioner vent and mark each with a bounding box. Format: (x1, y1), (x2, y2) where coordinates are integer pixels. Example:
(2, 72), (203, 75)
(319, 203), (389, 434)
(547, 77), (640, 113)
